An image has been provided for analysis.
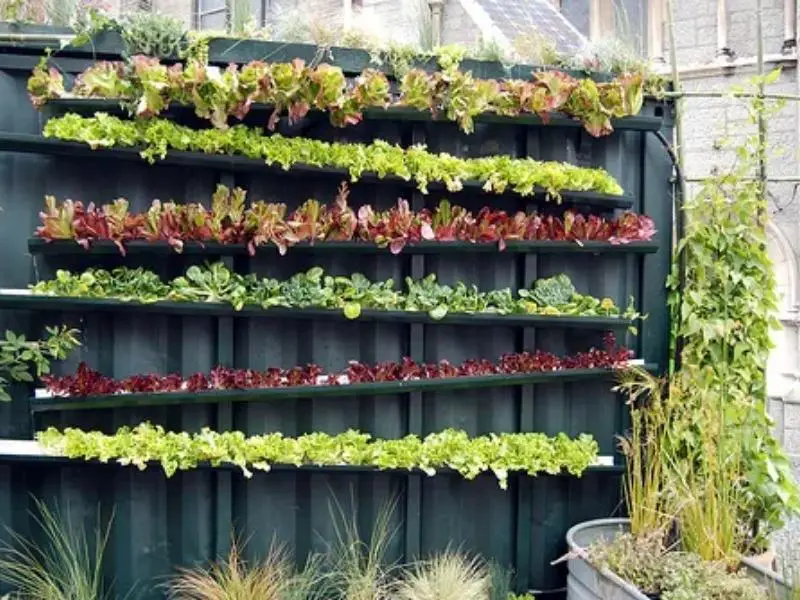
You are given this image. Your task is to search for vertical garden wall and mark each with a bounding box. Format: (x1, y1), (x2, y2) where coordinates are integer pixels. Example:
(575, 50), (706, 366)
(0, 30), (673, 598)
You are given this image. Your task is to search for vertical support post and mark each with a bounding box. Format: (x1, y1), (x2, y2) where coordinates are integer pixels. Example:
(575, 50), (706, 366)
(514, 128), (538, 592)
(647, 0), (665, 62)
(783, 0), (797, 54)
(429, 0), (444, 48)
(589, 0), (614, 40)
(215, 172), (236, 557)
(716, 0), (734, 58)
(404, 124), (426, 561)
(666, 0), (686, 374)
(757, 0), (767, 202)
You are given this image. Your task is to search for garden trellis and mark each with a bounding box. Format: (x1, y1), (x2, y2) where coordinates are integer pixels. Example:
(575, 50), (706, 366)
(0, 15), (676, 600)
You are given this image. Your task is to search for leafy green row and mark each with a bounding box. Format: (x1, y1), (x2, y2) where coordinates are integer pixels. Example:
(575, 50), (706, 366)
(31, 263), (634, 320)
(36, 422), (600, 487)
(42, 113), (625, 198)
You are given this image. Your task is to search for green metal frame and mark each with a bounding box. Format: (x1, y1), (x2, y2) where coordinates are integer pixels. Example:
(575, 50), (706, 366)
(28, 238), (660, 255)
(0, 294), (637, 330)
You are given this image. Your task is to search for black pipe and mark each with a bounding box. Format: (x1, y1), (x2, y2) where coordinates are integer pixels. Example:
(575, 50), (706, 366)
(653, 128), (686, 372)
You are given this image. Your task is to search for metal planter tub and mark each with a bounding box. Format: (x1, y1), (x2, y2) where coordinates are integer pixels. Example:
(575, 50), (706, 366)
(742, 556), (793, 600)
(565, 518), (651, 600)
(566, 518), (794, 600)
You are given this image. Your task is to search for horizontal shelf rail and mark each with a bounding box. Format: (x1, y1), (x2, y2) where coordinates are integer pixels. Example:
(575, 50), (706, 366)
(30, 364), (653, 412)
(45, 98), (665, 133)
(0, 133), (634, 209)
(0, 291), (635, 330)
(0, 440), (623, 475)
(27, 239), (659, 255)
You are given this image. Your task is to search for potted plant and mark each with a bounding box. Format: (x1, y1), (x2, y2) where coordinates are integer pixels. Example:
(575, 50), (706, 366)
(563, 367), (793, 599)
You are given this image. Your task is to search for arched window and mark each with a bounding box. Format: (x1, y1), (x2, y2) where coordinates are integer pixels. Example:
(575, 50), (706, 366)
(766, 222), (798, 401)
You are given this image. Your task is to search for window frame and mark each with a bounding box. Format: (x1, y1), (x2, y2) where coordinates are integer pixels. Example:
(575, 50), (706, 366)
(193, 0), (268, 31)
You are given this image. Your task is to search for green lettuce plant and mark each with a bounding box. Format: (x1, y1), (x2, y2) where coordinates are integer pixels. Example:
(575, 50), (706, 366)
(30, 263), (636, 321)
(42, 113), (624, 198)
(36, 422), (600, 488)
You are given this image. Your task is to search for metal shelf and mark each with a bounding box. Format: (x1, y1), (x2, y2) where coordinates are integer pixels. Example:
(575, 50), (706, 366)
(29, 365), (653, 412)
(27, 238), (659, 256)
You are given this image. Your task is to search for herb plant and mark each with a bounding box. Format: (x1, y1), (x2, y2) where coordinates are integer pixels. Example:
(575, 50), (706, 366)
(36, 422), (601, 486)
(590, 533), (770, 600)
(35, 187), (655, 255)
(42, 114), (624, 198)
(30, 263), (636, 321)
(30, 57), (645, 136)
(0, 326), (80, 401)
(40, 334), (633, 400)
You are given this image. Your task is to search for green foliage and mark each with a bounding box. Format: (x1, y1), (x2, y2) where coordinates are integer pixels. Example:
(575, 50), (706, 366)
(31, 264), (631, 321)
(0, 498), (117, 600)
(0, 325), (80, 402)
(37, 422), (600, 487)
(117, 11), (186, 57)
(667, 70), (800, 551)
(521, 273), (575, 308)
(591, 533), (770, 600)
(42, 113), (624, 197)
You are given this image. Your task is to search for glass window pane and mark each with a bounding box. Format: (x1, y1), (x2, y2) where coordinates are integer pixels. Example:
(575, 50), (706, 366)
(199, 0), (226, 12)
(200, 10), (227, 29)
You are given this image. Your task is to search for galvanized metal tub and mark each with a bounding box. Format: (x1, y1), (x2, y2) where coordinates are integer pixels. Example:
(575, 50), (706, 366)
(566, 517), (794, 600)
(742, 555), (793, 600)
(565, 518), (650, 600)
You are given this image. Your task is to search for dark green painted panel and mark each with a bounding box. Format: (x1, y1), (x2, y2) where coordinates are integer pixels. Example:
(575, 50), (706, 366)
(0, 50), (673, 597)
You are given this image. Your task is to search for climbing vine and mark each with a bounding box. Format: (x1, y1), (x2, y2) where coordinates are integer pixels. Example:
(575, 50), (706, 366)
(667, 69), (800, 550)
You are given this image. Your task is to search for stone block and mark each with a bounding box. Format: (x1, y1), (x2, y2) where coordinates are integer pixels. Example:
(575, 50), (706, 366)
(786, 402), (800, 430)
(785, 429), (800, 455)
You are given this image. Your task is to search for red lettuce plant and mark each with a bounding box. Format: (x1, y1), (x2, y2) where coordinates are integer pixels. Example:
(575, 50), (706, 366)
(35, 186), (656, 255)
(29, 57), (645, 136)
(41, 335), (633, 398)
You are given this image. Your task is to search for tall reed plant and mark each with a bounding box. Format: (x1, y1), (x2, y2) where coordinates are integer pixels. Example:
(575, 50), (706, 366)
(614, 366), (675, 540)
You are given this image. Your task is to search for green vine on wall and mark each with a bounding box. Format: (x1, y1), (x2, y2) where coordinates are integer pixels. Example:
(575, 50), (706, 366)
(667, 69), (800, 550)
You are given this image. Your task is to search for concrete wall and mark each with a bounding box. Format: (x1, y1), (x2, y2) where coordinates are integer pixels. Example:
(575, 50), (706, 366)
(441, 0), (477, 46)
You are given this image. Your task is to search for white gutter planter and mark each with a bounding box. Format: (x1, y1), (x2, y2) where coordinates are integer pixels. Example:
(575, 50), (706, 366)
(565, 518), (793, 600)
